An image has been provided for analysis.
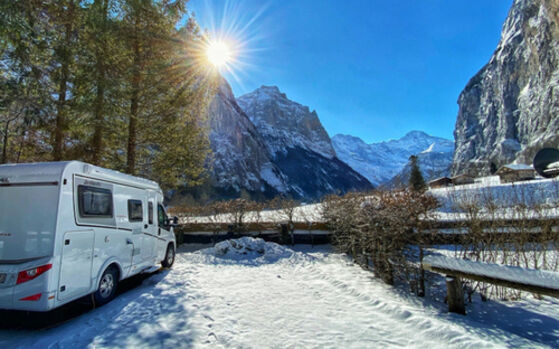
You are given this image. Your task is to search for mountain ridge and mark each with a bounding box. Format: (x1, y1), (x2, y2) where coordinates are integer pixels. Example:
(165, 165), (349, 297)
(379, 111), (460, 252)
(177, 81), (372, 203)
(332, 131), (454, 187)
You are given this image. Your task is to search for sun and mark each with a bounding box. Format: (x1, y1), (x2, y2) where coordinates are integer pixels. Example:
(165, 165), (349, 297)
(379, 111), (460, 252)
(206, 40), (232, 68)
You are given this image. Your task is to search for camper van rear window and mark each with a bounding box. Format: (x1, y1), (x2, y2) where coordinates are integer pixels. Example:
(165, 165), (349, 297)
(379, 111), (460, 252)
(128, 200), (143, 222)
(78, 185), (113, 217)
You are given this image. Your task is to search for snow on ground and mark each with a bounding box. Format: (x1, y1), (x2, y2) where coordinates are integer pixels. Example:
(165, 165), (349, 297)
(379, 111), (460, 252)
(1, 238), (558, 348)
(429, 177), (559, 219)
(180, 202), (324, 225)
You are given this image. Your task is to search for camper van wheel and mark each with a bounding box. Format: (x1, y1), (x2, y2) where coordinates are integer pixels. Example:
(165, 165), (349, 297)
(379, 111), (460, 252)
(162, 244), (175, 268)
(94, 267), (119, 305)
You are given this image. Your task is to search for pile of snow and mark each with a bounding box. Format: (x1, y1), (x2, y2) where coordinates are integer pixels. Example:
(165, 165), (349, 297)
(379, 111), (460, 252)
(195, 237), (314, 265)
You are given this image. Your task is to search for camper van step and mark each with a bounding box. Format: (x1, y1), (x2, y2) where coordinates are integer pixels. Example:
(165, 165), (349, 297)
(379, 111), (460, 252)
(142, 266), (162, 274)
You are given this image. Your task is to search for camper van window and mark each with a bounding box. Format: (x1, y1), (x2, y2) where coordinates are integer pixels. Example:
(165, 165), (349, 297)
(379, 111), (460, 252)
(148, 202), (154, 225)
(128, 200), (143, 222)
(158, 204), (168, 227)
(78, 185), (113, 217)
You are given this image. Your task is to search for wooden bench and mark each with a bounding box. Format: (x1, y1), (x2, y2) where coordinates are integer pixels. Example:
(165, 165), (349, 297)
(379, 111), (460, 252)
(422, 255), (559, 314)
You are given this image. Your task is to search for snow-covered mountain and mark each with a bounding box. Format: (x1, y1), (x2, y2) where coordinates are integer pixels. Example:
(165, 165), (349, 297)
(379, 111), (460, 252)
(237, 86), (335, 160)
(236, 85), (372, 199)
(453, 0), (559, 176)
(332, 131), (454, 187)
(201, 81), (372, 200)
(385, 146), (455, 189)
(206, 79), (285, 196)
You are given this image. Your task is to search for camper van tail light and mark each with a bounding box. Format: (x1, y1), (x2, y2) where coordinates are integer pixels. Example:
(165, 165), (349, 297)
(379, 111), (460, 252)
(20, 293), (42, 301)
(16, 264), (52, 285)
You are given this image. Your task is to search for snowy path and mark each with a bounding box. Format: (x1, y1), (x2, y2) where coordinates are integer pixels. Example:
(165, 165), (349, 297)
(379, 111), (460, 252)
(0, 239), (555, 348)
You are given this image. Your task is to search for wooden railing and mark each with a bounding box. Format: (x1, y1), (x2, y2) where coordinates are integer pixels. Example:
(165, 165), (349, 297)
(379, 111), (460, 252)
(422, 255), (559, 314)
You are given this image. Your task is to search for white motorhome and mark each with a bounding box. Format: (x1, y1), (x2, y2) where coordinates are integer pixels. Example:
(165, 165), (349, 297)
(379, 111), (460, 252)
(0, 161), (177, 311)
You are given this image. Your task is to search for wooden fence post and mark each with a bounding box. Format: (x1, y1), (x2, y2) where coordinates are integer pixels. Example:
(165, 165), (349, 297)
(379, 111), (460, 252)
(446, 276), (466, 315)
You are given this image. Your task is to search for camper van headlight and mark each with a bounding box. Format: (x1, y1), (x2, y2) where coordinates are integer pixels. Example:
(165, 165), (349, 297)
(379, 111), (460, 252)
(16, 264), (52, 285)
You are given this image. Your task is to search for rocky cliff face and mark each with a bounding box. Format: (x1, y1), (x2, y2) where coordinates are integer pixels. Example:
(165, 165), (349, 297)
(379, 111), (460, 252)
(207, 79), (288, 196)
(204, 82), (372, 200)
(237, 85), (372, 199)
(332, 131), (454, 186)
(237, 86), (336, 159)
(452, 0), (559, 176)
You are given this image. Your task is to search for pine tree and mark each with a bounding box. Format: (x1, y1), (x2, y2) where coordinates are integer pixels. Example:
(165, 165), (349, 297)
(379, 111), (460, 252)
(119, 1), (216, 187)
(76, 0), (128, 166)
(1, 1), (55, 162)
(1, 1), (216, 190)
(89, 0), (110, 165)
(409, 155), (426, 192)
(42, 0), (84, 160)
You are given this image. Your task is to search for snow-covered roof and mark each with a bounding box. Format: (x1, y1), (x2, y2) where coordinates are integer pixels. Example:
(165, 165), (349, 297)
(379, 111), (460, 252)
(451, 174), (474, 179)
(498, 163), (534, 171)
(429, 177), (452, 183)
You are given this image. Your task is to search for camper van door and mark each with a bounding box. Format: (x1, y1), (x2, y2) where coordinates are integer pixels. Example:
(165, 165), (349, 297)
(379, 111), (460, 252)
(157, 203), (170, 254)
(145, 191), (159, 260)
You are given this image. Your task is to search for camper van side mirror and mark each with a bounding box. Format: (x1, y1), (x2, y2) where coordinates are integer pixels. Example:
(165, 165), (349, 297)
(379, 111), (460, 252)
(164, 216), (179, 228)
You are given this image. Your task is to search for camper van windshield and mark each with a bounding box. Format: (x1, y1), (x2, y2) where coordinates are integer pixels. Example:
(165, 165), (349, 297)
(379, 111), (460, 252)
(0, 185), (58, 261)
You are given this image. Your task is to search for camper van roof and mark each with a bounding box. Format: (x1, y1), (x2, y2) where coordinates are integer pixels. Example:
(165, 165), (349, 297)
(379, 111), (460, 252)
(0, 161), (161, 191)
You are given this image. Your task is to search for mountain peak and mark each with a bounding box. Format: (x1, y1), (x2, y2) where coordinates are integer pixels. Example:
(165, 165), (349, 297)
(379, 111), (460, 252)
(238, 85), (336, 160)
(403, 130), (429, 139)
(248, 85), (287, 99)
(332, 134), (368, 146)
(258, 85), (281, 93)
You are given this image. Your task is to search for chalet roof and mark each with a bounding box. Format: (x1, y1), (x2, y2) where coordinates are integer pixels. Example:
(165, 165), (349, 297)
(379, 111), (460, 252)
(497, 164), (534, 173)
(451, 174), (474, 179)
(429, 177), (452, 184)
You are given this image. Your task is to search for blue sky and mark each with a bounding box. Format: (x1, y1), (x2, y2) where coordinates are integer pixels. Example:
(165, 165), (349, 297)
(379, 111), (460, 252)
(188, 0), (512, 144)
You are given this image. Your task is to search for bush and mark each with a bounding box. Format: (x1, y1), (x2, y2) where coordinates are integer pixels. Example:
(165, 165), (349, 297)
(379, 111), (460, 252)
(323, 190), (439, 294)
(444, 184), (559, 301)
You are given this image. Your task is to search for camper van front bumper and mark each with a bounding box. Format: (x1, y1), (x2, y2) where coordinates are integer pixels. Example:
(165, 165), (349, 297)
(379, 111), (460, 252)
(0, 257), (57, 312)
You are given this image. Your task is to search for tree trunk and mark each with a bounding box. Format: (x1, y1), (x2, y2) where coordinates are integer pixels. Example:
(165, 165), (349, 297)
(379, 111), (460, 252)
(54, 64), (68, 161)
(418, 246), (425, 297)
(91, 0), (108, 165)
(54, 1), (75, 161)
(15, 119), (30, 163)
(127, 38), (140, 175)
(446, 276), (466, 315)
(1, 120), (10, 164)
(92, 68), (105, 164)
